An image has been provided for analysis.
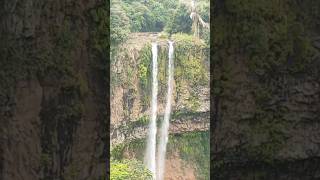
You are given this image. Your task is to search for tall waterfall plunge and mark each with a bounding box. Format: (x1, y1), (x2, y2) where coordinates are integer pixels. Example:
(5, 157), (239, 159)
(144, 42), (158, 179)
(145, 41), (174, 180)
(157, 41), (174, 180)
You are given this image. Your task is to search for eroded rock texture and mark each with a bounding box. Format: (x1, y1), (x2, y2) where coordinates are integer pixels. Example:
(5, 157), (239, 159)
(211, 0), (320, 179)
(111, 111), (209, 146)
(110, 32), (210, 147)
(0, 0), (108, 179)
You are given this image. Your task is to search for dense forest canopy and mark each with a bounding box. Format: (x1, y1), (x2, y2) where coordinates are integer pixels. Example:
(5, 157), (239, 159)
(111, 0), (210, 45)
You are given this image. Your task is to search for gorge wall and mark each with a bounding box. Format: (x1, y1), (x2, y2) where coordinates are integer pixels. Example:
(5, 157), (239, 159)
(110, 32), (210, 146)
(0, 0), (108, 179)
(110, 32), (210, 179)
(212, 0), (320, 179)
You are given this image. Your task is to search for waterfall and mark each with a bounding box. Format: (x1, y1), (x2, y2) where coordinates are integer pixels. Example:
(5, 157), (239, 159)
(144, 41), (175, 180)
(157, 41), (174, 180)
(144, 42), (158, 179)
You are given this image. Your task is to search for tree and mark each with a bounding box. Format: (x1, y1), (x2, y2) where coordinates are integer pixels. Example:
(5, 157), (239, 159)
(190, 0), (209, 38)
(165, 3), (193, 35)
(111, 0), (130, 45)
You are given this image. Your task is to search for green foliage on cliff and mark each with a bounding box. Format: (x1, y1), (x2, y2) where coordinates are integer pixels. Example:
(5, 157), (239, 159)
(111, 144), (126, 160)
(111, 159), (152, 180)
(114, 131), (209, 179)
(116, 115), (150, 139)
(168, 131), (210, 180)
(137, 45), (152, 106)
(173, 33), (208, 85)
(174, 33), (209, 111)
(138, 45), (152, 89)
(136, 34), (209, 110)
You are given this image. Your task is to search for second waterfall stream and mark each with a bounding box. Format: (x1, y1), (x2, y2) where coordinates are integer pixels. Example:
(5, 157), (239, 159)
(157, 41), (174, 180)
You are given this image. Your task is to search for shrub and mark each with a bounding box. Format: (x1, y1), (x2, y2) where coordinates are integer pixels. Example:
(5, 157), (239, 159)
(110, 159), (152, 180)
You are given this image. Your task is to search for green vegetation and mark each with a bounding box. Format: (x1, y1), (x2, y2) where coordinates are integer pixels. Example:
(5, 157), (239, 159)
(111, 0), (210, 111)
(112, 131), (210, 179)
(111, 0), (131, 45)
(164, 3), (192, 35)
(111, 144), (126, 161)
(121, 0), (173, 32)
(137, 45), (152, 106)
(135, 33), (209, 110)
(111, 159), (152, 180)
(174, 33), (209, 111)
(125, 138), (147, 160)
(173, 34), (208, 85)
(137, 44), (167, 106)
(111, 0), (210, 45)
(138, 44), (152, 89)
(110, 0), (210, 178)
(117, 115), (150, 135)
(167, 131), (210, 180)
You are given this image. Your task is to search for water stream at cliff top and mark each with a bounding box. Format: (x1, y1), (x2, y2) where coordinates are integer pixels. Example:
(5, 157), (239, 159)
(144, 42), (158, 179)
(157, 41), (174, 180)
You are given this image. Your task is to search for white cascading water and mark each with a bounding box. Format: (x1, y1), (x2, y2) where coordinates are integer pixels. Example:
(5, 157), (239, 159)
(144, 42), (158, 179)
(157, 41), (174, 180)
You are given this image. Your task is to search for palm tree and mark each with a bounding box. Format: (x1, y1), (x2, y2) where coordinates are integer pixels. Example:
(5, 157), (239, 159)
(189, 0), (209, 38)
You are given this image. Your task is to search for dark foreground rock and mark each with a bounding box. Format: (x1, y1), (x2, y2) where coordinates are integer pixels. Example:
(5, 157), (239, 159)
(0, 0), (108, 179)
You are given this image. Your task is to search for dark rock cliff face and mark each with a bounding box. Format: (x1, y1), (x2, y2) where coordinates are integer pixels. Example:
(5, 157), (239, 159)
(0, 0), (108, 179)
(211, 0), (320, 179)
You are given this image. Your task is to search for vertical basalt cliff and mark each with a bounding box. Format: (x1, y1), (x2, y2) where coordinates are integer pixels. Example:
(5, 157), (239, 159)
(212, 0), (320, 179)
(110, 32), (210, 179)
(0, 0), (108, 179)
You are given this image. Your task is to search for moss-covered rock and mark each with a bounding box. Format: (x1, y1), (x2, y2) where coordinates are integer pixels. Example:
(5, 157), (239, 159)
(212, 0), (320, 179)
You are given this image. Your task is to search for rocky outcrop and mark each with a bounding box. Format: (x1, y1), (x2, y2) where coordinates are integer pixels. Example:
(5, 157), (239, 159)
(111, 32), (173, 127)
(0, 0), (107, 179)
(111, 111), (209, 146)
